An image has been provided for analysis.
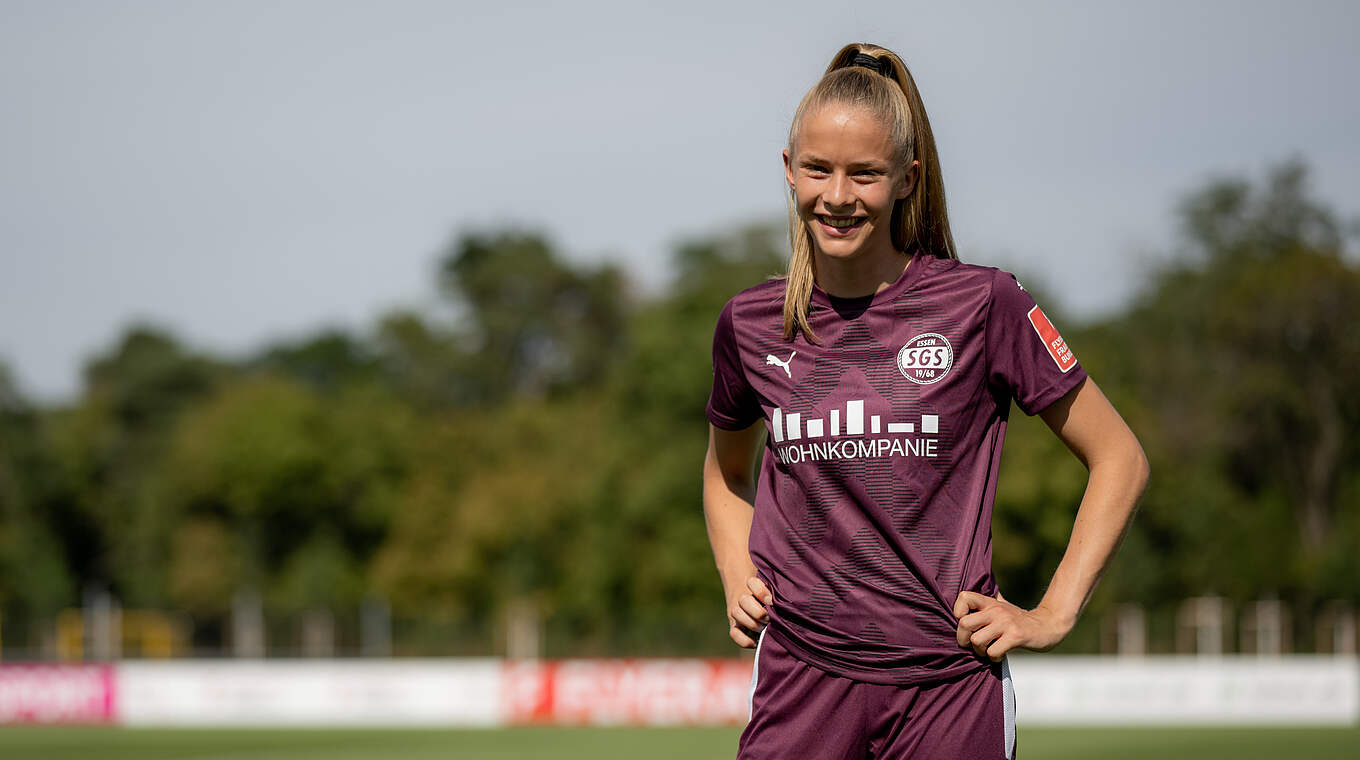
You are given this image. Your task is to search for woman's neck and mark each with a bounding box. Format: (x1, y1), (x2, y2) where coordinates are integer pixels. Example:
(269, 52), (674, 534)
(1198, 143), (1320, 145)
(814, 246), (911, 299)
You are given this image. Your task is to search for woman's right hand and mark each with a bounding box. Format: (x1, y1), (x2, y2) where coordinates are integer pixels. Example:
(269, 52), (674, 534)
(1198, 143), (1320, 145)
(727, 575), (773, 648)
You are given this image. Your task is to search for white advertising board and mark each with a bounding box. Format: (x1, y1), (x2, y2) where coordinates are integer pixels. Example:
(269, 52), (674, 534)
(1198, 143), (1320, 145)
(118, 659), (502, 727)
(1008, 655), (1360, 725)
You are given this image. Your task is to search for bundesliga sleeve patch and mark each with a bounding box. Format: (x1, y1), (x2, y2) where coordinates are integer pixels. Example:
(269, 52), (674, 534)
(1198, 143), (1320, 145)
(1027, 305), (1077, 372)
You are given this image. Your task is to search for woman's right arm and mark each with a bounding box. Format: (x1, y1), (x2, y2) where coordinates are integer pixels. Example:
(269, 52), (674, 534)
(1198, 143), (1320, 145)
(703, 422), (773, 649)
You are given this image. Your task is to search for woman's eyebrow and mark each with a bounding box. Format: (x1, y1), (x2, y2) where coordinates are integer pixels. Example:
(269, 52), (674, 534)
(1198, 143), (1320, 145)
(800, 155), (890, 170)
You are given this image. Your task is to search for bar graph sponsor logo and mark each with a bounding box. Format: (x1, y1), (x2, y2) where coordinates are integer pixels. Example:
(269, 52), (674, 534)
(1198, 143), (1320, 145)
(897, 333), (953, 385)
(770, 400), (941, 464)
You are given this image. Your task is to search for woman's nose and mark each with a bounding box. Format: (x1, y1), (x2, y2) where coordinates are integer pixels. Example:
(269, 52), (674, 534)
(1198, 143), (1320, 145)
(824, 172), (854, 209)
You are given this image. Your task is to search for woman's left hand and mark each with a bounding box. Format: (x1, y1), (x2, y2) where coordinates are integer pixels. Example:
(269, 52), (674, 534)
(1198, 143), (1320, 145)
(952, 591), (1071, 662)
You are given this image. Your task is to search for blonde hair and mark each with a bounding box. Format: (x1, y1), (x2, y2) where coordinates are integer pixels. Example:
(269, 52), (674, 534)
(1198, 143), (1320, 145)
(782, 43), (958, 341)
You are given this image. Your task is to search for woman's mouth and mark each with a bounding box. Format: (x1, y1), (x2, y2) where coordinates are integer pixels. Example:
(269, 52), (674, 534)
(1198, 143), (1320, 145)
(817, 215), (866, 237)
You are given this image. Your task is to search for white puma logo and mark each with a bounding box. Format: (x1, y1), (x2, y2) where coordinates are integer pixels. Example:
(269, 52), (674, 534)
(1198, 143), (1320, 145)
(765, 351), (796, 378)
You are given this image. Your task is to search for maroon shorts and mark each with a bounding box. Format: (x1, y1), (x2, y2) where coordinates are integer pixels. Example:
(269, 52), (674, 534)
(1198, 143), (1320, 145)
(738, 628), (1016, 760)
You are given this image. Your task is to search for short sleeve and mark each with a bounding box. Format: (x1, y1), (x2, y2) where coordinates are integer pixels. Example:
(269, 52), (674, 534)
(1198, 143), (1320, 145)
(705, 299), (762, 430)
(985, 269), (1088, 415)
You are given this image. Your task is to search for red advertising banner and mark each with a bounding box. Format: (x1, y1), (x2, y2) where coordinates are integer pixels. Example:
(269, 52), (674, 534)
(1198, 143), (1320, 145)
(0, 664), (117, 724)
(503, 658), (753, 726)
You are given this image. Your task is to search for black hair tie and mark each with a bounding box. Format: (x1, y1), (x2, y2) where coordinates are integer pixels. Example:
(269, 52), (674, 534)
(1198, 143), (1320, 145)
(849, 52), (893, 78)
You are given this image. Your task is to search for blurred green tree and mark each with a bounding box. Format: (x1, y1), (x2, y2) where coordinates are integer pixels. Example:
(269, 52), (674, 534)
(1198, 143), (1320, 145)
(161, 375), (416, 624)
(0, 363), (75, 630)
(252, 328), (380, 393)
(35, 326), (228, 606)
(372, 310), (469, 409)
(437, 230), (626, 402)
(1073, 160), (1360, 644)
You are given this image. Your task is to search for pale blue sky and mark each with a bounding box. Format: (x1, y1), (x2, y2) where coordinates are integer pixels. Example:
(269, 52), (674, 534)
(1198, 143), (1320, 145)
(3, 0), (1357, 401)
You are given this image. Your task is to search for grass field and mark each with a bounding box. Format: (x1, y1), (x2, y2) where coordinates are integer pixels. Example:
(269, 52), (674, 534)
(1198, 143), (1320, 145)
(1, 725), (1358, 759)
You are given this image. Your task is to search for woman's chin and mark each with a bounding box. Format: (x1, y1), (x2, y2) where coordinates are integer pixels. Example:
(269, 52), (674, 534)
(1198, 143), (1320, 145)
(813, 235), (871, 262)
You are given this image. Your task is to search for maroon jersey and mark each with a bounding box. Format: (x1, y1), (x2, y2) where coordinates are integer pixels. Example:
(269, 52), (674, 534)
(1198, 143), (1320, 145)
(706, 248), (1087, 686)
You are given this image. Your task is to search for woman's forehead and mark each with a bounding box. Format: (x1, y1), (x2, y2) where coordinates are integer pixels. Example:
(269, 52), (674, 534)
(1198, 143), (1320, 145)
(794, 104), (896, 161)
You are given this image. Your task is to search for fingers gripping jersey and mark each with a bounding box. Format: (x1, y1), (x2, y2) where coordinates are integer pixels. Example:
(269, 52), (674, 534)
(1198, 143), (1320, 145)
(706, 249), (1087, 686)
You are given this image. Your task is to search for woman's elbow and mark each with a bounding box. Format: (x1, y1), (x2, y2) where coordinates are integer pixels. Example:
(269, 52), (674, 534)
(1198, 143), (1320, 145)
(1129, 438), (1151, 499)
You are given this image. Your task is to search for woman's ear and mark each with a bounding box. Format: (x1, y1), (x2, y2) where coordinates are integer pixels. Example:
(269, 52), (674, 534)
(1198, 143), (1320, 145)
(898, 160), (921, 199)
(783, 149), (796, 192)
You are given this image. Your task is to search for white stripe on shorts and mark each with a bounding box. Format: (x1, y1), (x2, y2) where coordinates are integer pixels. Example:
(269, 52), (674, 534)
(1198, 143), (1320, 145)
(747, 626), (767, 721)
(1001, 657), (1016, 759)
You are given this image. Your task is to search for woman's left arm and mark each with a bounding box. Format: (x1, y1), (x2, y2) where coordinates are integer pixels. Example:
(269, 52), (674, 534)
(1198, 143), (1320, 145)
(954, 376), (1151, 661)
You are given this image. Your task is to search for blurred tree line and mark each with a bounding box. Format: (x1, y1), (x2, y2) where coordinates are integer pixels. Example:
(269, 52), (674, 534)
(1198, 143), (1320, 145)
(0, 160), (1355, 657)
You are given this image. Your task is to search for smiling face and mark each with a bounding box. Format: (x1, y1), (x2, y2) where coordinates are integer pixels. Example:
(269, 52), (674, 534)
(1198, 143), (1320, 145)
(784, 103), (918, 268)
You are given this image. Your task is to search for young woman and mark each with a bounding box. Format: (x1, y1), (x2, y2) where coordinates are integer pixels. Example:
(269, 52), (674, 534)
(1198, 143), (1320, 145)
(702, 43), (1149, 759)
